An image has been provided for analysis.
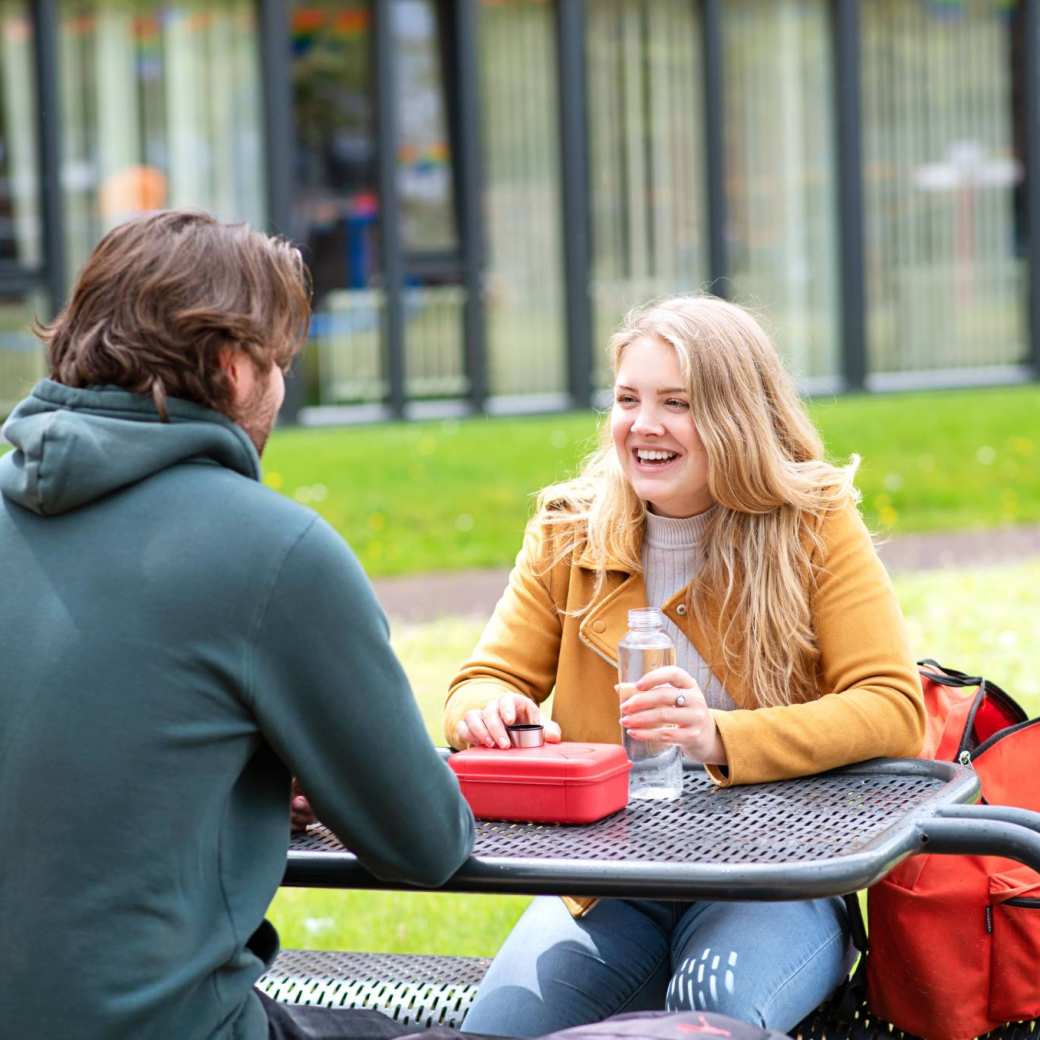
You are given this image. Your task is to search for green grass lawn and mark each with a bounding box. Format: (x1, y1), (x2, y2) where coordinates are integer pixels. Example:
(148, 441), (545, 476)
(261, 384), (1040, 577)
(4, 384), (1038, 577)
(268, 558), (1040, 956)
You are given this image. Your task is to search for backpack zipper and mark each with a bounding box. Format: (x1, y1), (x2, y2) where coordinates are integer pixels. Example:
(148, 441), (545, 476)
(955, 687), (988, 759)
(970, 716), (1040, 760)
(953, 680), (1028, 759)
(958, 750), (974, 769)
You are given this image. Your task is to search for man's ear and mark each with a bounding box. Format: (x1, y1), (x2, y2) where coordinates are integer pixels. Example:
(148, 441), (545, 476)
(217, 346), (243, 390)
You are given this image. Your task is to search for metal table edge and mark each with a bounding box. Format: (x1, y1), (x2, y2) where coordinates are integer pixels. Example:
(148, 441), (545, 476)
(284, 758), (981, 899)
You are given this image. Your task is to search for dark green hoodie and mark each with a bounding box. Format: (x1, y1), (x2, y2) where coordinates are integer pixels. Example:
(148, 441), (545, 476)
(0, 380), (474, 1039)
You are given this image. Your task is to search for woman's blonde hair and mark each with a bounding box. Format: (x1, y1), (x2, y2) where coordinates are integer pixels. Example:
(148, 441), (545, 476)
(536, 294), (858, 708)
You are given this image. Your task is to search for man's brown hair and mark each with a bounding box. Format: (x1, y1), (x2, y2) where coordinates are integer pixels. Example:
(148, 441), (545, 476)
(38, 210), (311, 419)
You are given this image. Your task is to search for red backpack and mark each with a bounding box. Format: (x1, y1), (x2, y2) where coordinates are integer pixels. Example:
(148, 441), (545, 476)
(863, 661), (1040, 1039)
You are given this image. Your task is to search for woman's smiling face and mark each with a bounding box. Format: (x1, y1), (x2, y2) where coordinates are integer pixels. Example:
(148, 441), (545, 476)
(610, 335), (713, 518)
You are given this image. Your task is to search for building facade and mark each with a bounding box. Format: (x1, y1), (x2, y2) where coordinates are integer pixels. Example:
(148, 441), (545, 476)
(1, 0), (1038, 421)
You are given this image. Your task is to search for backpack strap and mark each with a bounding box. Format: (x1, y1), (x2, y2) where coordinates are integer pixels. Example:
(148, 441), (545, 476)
(917, 658), (984, 688)
(843, 893), (868, 954)
(826, 894), (869, 1022)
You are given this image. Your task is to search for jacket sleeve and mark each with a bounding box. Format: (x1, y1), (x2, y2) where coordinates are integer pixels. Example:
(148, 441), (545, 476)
(247, 516), (474, 887)
(709, 501), (925, 786)
(444, 521), (564, 747)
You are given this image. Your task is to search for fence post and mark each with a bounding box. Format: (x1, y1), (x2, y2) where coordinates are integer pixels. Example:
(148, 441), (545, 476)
(454, 0), (489, 412)
(701, 0), (727, 297)
(1025, 0), (1040, 381)
(258, 0), (304, 424)
(33, 0), (65, 318)
(556, 0), (593, 411)
(833, 0), (867, 393)
(375, 0), (407, 419)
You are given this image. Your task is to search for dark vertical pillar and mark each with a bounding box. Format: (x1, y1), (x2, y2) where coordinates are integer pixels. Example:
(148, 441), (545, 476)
(701, 0), (727, 296)
(1024, 0), (1040, 378)
(259, 0), (294, 239)
(374, 0), (407, 418)
(556, 0), (593, 410)
(454, 0), (488, 411)
(33, 0), (66, 316)
(833, 0), (867, 391)
(258, 0), (304, 422)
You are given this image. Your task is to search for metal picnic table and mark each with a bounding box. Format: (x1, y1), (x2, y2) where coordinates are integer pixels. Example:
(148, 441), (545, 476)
(265, 756), (1040, 1038)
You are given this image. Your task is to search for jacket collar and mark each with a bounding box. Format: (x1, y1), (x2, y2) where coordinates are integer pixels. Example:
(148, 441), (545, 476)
(574, 563), (748, 706)
(576, 572), (645, 667)
(570, 528), (641, 665)
(571, 526), (641, 573)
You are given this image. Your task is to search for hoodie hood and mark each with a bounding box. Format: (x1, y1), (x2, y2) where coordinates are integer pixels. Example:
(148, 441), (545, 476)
(0, 380), (260, 516)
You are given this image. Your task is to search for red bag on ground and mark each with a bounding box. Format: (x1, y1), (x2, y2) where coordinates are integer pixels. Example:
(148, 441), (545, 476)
(865, 661), (1040, 1040)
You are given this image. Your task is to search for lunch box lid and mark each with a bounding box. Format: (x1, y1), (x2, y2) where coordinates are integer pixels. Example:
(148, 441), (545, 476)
(447, 741), (630, 785)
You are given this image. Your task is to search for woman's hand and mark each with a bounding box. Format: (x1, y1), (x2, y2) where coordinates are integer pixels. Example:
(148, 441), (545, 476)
(290, 778), (317, 832)
(619, 666), (727, 765)
(455, 694), (562, 750)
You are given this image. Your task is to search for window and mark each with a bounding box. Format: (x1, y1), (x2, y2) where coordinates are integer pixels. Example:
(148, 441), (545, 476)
(724, 0), (840, 386)
(862, 0), (1025, 380)
(586, 0), (708, 389)
(59, 1), (266, 285)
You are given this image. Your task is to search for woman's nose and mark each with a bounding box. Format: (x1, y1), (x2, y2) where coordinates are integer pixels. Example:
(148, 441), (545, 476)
(631, 406), (663, 435)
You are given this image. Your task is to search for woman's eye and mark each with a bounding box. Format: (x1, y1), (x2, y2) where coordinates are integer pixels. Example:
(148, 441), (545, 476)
(615, 394), (637, 405)
(666, 399), (689, 410)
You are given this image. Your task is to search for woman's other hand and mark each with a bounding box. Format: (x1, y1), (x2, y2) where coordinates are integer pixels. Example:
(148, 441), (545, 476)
(290, 777), (317, 832)
(455, 694), (562, 750)
(619, 666), (727, 765)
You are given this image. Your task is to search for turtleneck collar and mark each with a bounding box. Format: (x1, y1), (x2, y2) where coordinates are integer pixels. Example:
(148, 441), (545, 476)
(644, 505), (716, 550)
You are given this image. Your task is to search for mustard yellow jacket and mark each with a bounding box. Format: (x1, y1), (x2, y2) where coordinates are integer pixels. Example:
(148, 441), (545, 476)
(445, 500), (925, 788)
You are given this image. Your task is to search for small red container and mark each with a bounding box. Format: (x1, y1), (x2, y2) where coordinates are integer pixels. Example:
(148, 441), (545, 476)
(447, 742), (630, 824)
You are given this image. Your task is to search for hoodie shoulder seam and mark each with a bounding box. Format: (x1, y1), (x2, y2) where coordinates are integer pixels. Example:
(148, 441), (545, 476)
(241, 512), (321, 711)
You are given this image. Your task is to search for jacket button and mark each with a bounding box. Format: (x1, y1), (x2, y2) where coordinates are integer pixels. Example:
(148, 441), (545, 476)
(675, 604), (687, 616)
(592, 620), (606, 633)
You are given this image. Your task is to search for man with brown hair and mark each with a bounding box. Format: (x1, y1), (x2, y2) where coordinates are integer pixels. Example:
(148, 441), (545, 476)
(0, 211), (474, 1039)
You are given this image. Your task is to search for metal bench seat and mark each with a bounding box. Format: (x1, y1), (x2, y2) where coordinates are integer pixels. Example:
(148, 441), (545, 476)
(258, 948), (1035, 1038)
(257, 949), (491, 1029)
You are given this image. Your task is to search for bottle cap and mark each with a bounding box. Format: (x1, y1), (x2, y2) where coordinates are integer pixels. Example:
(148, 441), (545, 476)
(506, 723), (545, 748)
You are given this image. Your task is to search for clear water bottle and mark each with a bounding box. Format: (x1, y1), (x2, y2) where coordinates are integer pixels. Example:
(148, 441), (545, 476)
(617, 607), (683, 801)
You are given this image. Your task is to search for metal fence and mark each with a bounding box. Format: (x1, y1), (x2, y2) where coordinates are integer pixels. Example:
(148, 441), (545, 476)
(2, 0), (1037, 424)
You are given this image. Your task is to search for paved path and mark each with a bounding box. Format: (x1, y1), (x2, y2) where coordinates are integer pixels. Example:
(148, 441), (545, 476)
(372, 524), (1040, 623)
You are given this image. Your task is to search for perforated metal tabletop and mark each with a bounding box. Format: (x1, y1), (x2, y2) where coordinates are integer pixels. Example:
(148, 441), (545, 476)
(283, 756), (1040, 900)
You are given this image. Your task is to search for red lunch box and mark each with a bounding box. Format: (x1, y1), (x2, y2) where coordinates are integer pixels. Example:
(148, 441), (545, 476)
(447, 737), (630, 824)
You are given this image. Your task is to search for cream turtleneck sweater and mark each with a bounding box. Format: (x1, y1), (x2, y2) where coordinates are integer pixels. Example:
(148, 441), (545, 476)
(641, 509), (736, 712)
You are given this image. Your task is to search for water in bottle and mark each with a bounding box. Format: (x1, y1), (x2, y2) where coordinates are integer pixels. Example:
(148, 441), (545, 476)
(617, 607), (683, 800)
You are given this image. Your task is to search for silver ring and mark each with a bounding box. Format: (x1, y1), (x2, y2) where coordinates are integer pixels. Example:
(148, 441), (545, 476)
(674, 693), (687, 708)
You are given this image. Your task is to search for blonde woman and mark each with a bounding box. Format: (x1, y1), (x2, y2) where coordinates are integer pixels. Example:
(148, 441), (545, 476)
(443, 295), (924, 1036)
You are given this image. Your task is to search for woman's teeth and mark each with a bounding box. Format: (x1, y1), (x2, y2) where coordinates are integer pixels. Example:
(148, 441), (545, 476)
(636, 449), (678, 463)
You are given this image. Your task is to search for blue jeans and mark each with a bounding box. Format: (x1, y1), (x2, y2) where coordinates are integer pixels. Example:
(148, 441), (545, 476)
(461, 896), (854, 1037)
